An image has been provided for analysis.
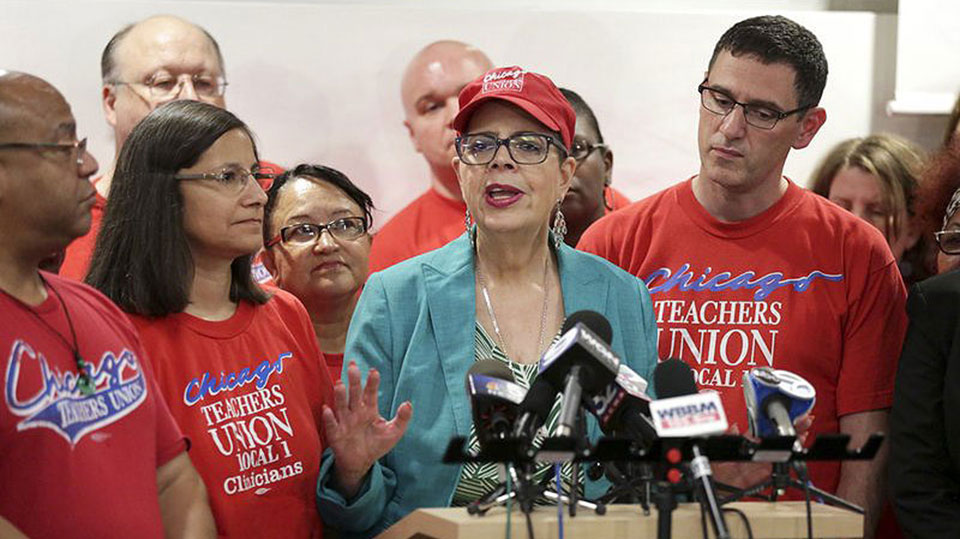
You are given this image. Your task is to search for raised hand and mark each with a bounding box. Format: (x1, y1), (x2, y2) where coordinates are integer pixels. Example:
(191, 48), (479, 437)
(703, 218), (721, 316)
(322, 361), (413, 498)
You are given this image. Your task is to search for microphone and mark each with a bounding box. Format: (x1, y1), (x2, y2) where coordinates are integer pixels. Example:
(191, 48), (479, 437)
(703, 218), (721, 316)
(652, 359), (730, 539)
(466, 360), (526, 445)
(653, 357), (699, 399)
(742, 367), (816, 438)
(513, 377), (558, 442)
(538, 310), (620, 438)
(586, 363), (658, 446)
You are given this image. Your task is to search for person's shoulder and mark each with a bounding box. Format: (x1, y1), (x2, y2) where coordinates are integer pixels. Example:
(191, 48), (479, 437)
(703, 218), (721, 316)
(579, 181), (683, 252)
(591, 182), (684, 230)
(46, 272), (125, 317)
(45, 272), (142, 339)
(259, 287), (311, 320)
(375, 234), (471, 282)
(796, 188), (894, 262)
(913, 269), (960, 299)
(561, 246), (644, 289)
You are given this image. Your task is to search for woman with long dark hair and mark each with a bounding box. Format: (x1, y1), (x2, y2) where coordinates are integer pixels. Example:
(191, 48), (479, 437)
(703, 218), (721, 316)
(87, 100), (333, 538)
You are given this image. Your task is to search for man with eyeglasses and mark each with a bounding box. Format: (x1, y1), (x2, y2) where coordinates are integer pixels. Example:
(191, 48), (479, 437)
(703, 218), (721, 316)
(0, 71), (215, 538)
(579, 16), (906, 538)
(367, 40), (493, 274)
(61, 15), (283, 281)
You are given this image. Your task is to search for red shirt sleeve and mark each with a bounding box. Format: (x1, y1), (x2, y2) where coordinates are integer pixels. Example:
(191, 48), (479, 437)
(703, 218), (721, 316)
(136, 342), (188, 467)
(836, 248), (908, 416)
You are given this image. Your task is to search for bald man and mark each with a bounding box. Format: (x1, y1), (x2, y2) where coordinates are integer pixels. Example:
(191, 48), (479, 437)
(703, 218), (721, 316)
(60, 15), (229, 280)
(0, 71), (214, 538)
(368, 40), (493, 273)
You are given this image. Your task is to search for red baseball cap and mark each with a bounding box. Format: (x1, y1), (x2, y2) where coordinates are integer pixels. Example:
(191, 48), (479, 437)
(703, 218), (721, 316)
(453, 66), (575, 151)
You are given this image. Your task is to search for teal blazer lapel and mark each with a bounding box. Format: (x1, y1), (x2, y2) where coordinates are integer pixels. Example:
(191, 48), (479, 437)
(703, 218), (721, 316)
(557, 243), (610, 319)
(422, 235), (476, 438)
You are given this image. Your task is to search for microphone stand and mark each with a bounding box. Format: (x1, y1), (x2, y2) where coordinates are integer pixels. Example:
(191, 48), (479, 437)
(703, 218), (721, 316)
(467, 462), (606, 516)
(594, 462), (653, 514)
(719, 419), (865, 514)
(467, 412), (606, 517)
(690, 444), (731, 539)
(718, 459), (863, 513)
(652, 480), (679, 539)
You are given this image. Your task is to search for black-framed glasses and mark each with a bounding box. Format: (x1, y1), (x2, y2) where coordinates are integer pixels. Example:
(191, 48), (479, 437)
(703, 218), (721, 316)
(265, 217), (368, 248)
(935, 229), (960, 255)
(112, 73), (228, 100)
(698, 84), (811, 130)
(570, 138), (608, 162)
(0, 138), (87, 168)
(175, 166), (274, 193)
(456, 132), (567, 166)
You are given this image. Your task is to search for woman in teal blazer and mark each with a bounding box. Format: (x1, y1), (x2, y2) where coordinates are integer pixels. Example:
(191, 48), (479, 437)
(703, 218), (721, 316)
(316, 66), (658, 537)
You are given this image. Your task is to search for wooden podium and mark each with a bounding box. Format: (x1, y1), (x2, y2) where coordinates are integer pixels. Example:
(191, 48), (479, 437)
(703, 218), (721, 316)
(377, 502), (862, 539)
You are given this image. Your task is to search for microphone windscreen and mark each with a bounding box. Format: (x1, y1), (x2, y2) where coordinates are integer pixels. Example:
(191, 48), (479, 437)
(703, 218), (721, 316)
(654, 358), (699, 398)
(519, 377), (557, 417)
(562, 310), (613, 344)
(465, 359), (515, 391)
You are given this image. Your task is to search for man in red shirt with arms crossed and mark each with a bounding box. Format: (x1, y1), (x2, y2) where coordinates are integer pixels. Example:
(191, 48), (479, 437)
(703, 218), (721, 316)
(579, 16), (905, 538)
(0, 71), (214, 538)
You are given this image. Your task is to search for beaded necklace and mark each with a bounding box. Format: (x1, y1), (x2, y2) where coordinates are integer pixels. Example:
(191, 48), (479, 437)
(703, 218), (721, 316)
(2, 275), (95, 395)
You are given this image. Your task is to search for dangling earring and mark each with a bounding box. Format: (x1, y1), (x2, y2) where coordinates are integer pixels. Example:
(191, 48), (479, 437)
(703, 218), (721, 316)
(465, 208), (475, 246)
(552, 200), (567, 249)
(603, 184), (615, 212)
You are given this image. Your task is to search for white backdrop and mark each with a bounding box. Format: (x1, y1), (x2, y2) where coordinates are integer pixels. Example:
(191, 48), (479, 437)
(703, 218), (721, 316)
(0, 1), (948, 228)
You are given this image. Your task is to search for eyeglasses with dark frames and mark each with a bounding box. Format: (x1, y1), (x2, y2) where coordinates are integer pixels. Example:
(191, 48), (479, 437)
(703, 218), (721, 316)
(0, 138), (87, 168)
(570, 138), (608, 162)
(111, 73), (228, 100)
(935, 229), (960, 255)
(265, 217), (368, 248)
(175, 166), (275, 193)
(698, 83), (812, 130)
(456, 132), (568, 166)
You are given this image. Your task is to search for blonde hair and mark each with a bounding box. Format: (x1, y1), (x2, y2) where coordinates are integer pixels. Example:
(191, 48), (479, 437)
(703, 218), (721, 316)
(809, 134), (925, 241)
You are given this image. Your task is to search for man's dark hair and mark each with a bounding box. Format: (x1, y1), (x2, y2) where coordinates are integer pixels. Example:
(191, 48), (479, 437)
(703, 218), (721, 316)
(708, 15), (828, 109)
(263, 164), (375, 245)
(86, 100), (268, 316)
(100, 19), (225, 82)
(559, 88), (604, 143)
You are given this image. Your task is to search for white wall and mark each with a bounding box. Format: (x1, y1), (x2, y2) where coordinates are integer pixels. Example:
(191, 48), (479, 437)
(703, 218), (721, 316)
(0, 0), (949, 227)
(890, 0), (960, 114)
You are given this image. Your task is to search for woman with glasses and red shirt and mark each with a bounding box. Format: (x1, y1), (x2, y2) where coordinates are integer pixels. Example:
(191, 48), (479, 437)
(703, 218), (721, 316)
(86, 100), (334, 538)
(261, 164), (374, 380)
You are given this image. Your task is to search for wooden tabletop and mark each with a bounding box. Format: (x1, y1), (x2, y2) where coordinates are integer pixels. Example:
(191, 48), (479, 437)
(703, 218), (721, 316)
(377, 501), (863, 539)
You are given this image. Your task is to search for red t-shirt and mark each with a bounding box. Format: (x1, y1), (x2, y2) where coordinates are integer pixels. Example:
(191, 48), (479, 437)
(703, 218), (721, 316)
(129, 289), (333, 539)
(323, 353), (344, 383)
(368, 188), (467, 273)
(1, 273), (185, 538)
(60, 177), (106, 281)
(579, 178), (907, 493)
(607, 186), (631, 212)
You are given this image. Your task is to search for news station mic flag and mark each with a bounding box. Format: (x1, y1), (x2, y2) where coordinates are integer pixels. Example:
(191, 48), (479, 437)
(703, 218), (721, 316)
(650, 359), (731, 539)
(537, 311), (619, 438)
(466, 360), (527, 445)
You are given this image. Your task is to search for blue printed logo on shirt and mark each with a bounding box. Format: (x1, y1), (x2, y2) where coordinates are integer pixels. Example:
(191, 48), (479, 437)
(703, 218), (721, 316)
(5, 340), (147, 446)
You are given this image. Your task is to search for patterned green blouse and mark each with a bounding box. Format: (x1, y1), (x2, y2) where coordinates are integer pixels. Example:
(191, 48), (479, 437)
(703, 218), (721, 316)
(451, 322), (584, 507)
